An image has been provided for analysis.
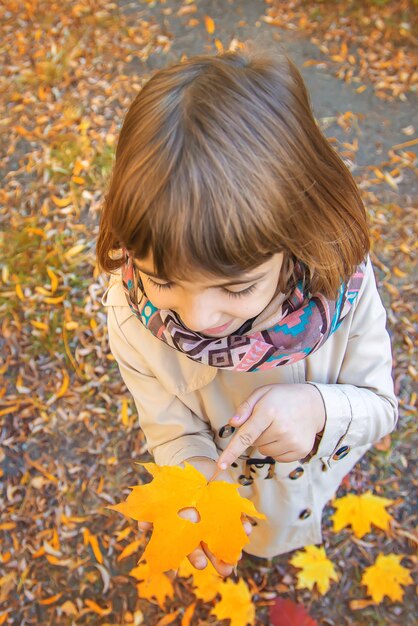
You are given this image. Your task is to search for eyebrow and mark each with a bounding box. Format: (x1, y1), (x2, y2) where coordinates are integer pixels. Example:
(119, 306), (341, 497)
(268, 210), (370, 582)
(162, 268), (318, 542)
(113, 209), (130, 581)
(133, 262), (267, 287)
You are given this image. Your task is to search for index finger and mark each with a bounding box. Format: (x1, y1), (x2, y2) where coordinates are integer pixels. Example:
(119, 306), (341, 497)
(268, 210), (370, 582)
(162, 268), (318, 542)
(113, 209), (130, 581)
(217, 419), (267, 470)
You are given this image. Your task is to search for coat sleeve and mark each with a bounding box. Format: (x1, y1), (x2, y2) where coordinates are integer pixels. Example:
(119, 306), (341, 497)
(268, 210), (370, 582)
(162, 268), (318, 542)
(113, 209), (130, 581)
(106, 306), (219, 466)
(308, 257), (398, 466)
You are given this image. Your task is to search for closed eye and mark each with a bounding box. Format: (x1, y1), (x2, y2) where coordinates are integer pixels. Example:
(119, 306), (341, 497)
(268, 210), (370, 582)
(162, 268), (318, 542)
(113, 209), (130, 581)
(146, 277), (257, 298)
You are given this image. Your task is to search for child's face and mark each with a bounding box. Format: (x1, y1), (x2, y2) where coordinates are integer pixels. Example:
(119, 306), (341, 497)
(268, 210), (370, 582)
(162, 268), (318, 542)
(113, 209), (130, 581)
(133, 252), (284, 337)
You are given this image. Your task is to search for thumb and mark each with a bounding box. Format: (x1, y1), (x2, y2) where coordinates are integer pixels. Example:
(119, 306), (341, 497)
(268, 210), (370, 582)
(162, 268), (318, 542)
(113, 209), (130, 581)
(230, 385), (272, 426)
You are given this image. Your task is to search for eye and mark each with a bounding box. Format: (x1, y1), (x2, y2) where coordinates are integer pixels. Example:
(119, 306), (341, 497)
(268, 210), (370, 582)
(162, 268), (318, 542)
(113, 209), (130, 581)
(147, 277), (257, 298)
(225, 284), (257, 298)
(147, 277), (174, 291)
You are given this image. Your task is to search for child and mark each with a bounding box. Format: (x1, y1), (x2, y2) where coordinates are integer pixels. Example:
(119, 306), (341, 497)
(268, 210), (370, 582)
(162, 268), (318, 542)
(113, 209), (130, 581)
(96, 46), (397, 577)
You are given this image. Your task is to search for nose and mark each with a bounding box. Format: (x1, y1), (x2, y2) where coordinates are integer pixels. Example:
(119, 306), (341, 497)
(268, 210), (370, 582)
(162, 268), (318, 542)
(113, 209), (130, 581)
(176, 293), (220, 333)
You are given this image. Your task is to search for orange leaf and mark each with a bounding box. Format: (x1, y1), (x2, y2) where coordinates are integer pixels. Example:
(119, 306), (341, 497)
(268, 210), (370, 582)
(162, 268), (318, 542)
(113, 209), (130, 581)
(155, 609), (181, 626)
(107, 462), (266, 575)
(39, 592), (63, 605)
(117, 539), (143, 561)
(84, 599), (111, 616)
(130, 562), (174, 609)
(88, 534), (104, 564)
(204, 15), (215, 34)
(51, 195), (72, 208)
(181, 602), (196, 626)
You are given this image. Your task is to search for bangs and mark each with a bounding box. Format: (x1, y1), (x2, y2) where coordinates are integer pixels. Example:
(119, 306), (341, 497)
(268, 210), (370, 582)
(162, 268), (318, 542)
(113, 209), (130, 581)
(98, 48), (369, 298)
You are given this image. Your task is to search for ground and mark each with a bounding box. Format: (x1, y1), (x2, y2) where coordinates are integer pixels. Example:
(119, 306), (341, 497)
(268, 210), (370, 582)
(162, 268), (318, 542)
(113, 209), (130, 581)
(0, 1), (417, 625)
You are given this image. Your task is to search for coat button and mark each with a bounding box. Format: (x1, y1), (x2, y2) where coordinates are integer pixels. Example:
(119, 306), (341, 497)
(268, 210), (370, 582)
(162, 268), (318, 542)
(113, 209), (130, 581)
(238, 474), (254, 486)
(332, 445), (350, 460)
(288, 467), (304, 480)
(299, 508), (312, 520)
(219, 424), (236, 438)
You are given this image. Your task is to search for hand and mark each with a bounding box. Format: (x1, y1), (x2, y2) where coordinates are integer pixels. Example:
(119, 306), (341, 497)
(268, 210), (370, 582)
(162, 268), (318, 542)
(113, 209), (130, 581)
(217, 383), (326, 470)
(138, 456), (253, 577)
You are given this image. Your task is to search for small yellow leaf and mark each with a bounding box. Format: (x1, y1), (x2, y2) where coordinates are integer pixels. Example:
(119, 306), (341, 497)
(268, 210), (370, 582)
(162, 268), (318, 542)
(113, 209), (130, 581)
(121, 398), (130, 426)
(65, 321), (79, 330)
(289, 545), (339, 595)
(71, 175), (85, 184)
(89, 534), (103, 564)
(393, 266), (407, 278)
(46, 267), (59, 292)
(16, 284), (24, 301)
(31, 320), (48, 331)
(52, 195), (72, 208)
(181, 602), (196, 626)
(117, 540), (143, 561)
(204, 15), (215, 34)
(331, 491), (393, 538)
(211, 578), (255, 626)
(214, 38), (224, 53)
(56, 370), (70, 398)
(39, 593), (63, 605)
(84, 599), (111, 616)
(361, 553), (413, 603)
(64, 243), (85, 259)
(43, 295), (65, 304)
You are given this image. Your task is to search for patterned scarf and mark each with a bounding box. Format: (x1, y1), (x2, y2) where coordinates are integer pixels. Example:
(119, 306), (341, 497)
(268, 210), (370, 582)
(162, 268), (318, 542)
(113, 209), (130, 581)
(120, 249), (365, 372)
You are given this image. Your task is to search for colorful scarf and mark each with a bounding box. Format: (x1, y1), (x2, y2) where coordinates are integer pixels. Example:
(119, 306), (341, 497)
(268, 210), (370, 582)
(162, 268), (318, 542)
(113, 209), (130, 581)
(120, 249), (365, 372)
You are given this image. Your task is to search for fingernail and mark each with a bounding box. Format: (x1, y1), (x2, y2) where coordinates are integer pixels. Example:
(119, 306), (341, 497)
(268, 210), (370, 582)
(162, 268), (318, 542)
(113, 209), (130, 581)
(219, 462), (228, 470)
(231, 414), (244, 423)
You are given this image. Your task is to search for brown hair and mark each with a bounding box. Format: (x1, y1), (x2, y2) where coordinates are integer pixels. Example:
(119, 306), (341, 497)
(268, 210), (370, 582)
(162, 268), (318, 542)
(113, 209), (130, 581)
(96, 45), (369, 298)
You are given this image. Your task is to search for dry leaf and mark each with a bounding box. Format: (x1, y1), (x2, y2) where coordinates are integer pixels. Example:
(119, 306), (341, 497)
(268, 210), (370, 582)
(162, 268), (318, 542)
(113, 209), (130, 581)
(107, 462), (266, 575)
(331, 491), (393, 538)
(361, 553), (413, 603)
(269, 597), (318, 626)
(178, 556), (222, 601)
(211, 578), (255, 626)
(289, 545), (339, 595)
(204, 15), (215, 34)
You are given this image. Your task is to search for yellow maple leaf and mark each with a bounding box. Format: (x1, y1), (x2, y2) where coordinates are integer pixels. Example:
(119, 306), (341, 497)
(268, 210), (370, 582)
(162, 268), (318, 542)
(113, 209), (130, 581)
(289, 545), (339, 595)
(331, 491), (393, 538)
(130, 562), (174, 609)
(107, 462), (266, 575)
(211, 578), (255, 626)
(178, 557), (223, 602)
(361, 553), (413, 603)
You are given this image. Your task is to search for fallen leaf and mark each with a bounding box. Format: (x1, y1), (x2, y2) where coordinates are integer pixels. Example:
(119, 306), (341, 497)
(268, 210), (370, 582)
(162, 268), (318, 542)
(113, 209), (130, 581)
(204, 15), (215, 34)
(178, 556), (222, 601)
(107, 462), (266, 575)
(269, 597), (318, 626)
(211, 578), (255, 626)
(361, 553), (413, 603)
(181, 602), (196, 626)
(331, 491), (394, 538)
(289, 545), (339, 595)
(130, 562), (174, 609)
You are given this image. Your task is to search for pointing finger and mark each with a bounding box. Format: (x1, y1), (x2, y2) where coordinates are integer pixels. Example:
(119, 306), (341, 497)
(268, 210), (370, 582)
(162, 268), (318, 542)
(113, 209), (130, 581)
(217, 420), (268, 470)
(230, 386), (272, 427)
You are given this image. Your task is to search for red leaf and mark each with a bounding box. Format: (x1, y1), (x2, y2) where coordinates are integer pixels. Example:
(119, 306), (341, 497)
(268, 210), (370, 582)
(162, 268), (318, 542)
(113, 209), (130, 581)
(269, 598), (318, 626)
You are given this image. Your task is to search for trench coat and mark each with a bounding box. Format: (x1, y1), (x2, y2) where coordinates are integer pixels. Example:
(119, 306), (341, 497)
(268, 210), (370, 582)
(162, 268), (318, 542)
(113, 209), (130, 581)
(101, 256), (398, 558)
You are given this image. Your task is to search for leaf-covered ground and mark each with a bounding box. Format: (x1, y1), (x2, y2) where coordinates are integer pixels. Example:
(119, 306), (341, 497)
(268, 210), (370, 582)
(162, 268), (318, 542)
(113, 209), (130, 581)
(0, 1), (417, 624)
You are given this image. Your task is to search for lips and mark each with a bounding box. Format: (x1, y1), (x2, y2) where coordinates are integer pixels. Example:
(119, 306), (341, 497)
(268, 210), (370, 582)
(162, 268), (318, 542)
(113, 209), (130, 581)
(201, 320), (233, 334)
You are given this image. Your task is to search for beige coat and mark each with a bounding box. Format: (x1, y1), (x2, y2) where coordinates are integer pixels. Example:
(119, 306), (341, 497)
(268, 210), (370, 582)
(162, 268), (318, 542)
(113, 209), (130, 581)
(102, 257), (398, 558)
